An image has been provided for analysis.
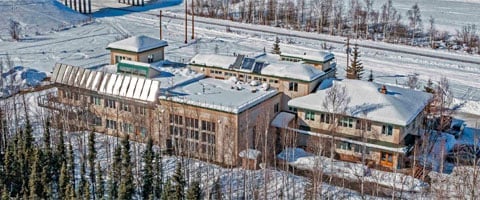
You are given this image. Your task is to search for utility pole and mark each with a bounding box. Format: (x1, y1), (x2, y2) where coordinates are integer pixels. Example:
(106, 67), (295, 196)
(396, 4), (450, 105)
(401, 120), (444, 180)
(191, 0), (194, 39)
(159, 10), (162, 40)
(184, 0), (188, 44)
(346, 37), (351, 69)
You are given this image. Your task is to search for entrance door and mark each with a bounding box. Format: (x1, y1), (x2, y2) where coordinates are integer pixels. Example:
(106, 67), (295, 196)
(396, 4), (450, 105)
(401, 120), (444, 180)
(380, 152), (394, 168)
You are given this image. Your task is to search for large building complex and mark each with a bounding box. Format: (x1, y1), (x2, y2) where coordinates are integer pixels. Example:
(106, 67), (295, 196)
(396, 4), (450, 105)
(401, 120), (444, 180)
(39, 35), (433, 169)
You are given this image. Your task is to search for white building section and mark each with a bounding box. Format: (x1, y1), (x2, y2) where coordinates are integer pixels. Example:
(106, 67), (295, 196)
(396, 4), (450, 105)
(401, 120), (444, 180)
(107, 35), (168, 53)
(51, 64), (160, 102)
(289, 79), (433, 126)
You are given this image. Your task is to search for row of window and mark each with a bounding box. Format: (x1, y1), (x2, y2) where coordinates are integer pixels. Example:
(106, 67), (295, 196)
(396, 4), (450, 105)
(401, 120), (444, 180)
(105, 119), (147, 136)
(304, 111), (387, 134)
(172, 137), (216, 156)
(170, 114), (217, 132)
(103, 98), (147, 115)
(209, 69), (280, 84)
(170, 126), (216, 144)
(281, 57), (302, 62)
(115, 55), (132, 63)
(288, 82), (298, 92)
(336, 141), (370, 154)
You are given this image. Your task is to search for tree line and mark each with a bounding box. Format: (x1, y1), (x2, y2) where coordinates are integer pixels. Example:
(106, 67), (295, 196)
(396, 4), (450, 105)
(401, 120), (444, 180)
(191, 0), (480, 54)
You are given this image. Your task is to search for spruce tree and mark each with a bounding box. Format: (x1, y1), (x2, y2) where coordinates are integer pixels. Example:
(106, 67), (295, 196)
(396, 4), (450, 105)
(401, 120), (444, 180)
(160, 179), (172, 200)
(88, 130), (96, 197)
(142, 137), (154, 199)
(83, 181), (90, 200)
(186, 180), (201, 200)
(68, 143), (75, 191)
(42, 120), (53, 198)
(424, 78), (435, 93)
(171, 162), (185, 200)
(59, 162), (69, 199)
(65, 181), (76, 200)
(109, 145), (122, 199)
(119, 135), (134, 200)
(346, 44), (364, 80)
(271, 36), (281, 54)
(1, 185), (8, 200)
(96, 163), (105, 200)
(28, 149), (43, 199)
(153, 152), (163, 199)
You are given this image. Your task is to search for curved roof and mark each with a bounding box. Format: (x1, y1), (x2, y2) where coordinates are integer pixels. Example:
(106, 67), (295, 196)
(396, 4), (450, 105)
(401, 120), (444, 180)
(107, 35), (168, 53)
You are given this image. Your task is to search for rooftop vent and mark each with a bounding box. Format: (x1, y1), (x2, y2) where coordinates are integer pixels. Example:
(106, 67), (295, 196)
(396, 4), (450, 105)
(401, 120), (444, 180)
(380, 85), (388, 94)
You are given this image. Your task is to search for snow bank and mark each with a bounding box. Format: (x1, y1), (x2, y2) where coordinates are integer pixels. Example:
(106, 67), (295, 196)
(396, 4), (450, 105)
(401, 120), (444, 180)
(0, 0), (89, 38)
(1, 66), (47, 98)
(278, 148), (428, 192)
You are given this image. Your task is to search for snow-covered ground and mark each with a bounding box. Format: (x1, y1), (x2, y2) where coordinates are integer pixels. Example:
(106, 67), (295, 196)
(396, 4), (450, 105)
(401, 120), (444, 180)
(0, 0), (89, 39)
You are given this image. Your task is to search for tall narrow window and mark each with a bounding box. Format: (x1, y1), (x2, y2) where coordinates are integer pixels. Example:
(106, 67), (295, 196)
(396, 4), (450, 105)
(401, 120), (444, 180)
(382, 124), (393, 136)
(288, 82), (298, 91)
(305, 110), (315, 121)
(147, 54), (154, 63)
(274, 103), (279, 113)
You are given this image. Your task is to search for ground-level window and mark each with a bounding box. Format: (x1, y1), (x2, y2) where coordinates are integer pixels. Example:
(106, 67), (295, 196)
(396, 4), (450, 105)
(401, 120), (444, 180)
(380, 152), (394, 167)
(382, 124), (393, 136)
(106, 119), (117, 129)
(121, 123), (134, 134)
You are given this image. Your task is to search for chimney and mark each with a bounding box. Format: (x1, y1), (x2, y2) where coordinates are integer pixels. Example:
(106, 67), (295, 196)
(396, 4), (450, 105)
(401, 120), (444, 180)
(380, 85), (388, 94)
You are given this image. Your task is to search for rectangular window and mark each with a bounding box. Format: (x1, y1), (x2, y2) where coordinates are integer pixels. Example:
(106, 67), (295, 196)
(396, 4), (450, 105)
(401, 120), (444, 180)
(139, 127), (147, 137)
(288, 82), (298, 91)
(136, 107), (147, 115)
(305, 110), (315, 121)
(320, 113), (331, 124)
(382, 124), (393, 136)
(274, 103), (279, 113)
(288, 107), (298, 113)
(147, 54), (154, 63)
(91, 96), (102, 105)
(120, 103), (131, 112)
(92, 116), (102, 126)
(106, 99), (116, 109)
(122, 123), (134, 134)
(106, 119), (117, 129)
(339, 118), (353, 128)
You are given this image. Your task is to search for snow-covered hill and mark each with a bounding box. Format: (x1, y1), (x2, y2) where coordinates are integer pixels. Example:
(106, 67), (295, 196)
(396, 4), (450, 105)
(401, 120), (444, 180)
(0, 0), (89, 39)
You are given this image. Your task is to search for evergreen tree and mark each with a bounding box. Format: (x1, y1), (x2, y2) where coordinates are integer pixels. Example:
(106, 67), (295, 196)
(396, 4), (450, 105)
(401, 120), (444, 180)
(28, 149), (43, 199)
(59, 162), (69, 199)
(42, 120), (53, 198)
(119, 135), (134, 199)
(171, 162), (185, 200)
(65, 181), (76, 200)
(1, 185), (9, 200)
(346, 44), (364, 80)
(160, 179), (172, 200)
(186, 180), (201, 200)
(78, 159), (86, 199)
(142, 137), (154, 199)
(108, 145), (122, 199)
(83, 181), (90, 200)
(96, 163), (105, 200)
(271, 36), (281, 54)
(68, 143), (75, 192)
(153, 152), (163, 199)
(88, 130), (96, 197)
(4, 140), (21, 196)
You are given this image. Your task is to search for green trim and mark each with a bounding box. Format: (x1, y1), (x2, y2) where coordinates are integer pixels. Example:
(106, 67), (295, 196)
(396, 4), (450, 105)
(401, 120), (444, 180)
(117, 62), (150, 78)
(298, 125), (404, 149)
(280, 54), (334, 64)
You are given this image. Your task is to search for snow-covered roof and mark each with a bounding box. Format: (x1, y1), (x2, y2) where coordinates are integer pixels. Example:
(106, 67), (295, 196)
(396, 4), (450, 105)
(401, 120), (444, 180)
(51, 63), (160, 102)
(271, 112), (296, 128)
(239, 149), (261, 159)
(160, 78), (278, 114)
(261, 62), (325, 81)
(190, 54), (237, 69)
(148, 61), (205, 90)
(189, 53), (327, 82)
(281, 52), (335, 62)
(288, 79), (433, 126)
(107, 35), (168, 53)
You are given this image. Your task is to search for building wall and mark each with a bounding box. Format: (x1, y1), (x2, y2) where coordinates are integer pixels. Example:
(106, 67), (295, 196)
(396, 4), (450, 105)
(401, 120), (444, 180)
(56, 87), (158, 143)
(109, 48), (165, 64)
(137, 48), (165, 63)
